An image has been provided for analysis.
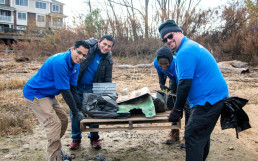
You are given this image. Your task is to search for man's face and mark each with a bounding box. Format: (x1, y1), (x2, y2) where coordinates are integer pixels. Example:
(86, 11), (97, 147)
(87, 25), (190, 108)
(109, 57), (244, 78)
(98, 38), (113, 54)
(158, 58), (170, 71)
(71, 45), (89, 64)
(163, 32), (179, 52)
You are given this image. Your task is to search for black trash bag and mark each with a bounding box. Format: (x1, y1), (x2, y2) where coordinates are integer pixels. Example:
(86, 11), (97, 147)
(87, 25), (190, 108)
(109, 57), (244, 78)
(156, 90), (176, 110)
(167, 94), (176, 110)
(221, 97), (251, 138)
(82, 93), (130, 119)
(152, 96), (167, 113)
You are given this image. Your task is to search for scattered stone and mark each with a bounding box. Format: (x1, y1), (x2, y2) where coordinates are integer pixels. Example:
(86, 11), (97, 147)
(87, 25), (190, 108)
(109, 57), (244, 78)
(23, 144), (29, 149)
(121, 88), (129, 96)
(15, 57), (30, 62)
(113, 139), (120, 142)
(4, 154), (14, 159)
(228, 147), (235, 150)
(0, 148), (9, 153)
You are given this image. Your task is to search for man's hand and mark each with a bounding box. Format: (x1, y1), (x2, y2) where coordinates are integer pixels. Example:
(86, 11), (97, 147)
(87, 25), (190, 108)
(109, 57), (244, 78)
(160, 85), (171, 92)
(74, 111), (86, 121)
(168, 108), (183, 122)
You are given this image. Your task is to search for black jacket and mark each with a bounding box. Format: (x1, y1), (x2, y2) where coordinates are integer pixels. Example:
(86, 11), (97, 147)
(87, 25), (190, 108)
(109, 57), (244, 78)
(220, 97), (251, 138)
(78, 38), (113, 84)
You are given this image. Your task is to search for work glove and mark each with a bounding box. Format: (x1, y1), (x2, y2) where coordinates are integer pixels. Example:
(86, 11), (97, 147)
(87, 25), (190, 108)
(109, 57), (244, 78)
(160, 85), (171, 92)
(168, 108), (183, 122)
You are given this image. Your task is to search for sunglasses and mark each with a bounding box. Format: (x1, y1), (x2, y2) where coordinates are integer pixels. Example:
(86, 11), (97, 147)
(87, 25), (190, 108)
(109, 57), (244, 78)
(162, 33), (174, 43)
(75, 48), (87, 58)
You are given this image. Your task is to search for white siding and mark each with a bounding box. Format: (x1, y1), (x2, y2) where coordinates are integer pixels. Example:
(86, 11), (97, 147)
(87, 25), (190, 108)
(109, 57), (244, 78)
(12, 0), (51, 14)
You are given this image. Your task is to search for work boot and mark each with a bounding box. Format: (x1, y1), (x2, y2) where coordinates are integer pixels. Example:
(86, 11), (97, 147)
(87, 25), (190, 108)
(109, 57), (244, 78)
(165, 129), (180, 144)
(69, 140), (81, 150)
(90, 135), (101, 150)
(180, 136), (186, 148)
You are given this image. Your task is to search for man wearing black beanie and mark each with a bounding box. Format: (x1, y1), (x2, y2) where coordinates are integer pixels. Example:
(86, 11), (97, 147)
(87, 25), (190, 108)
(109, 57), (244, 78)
(158, 20), (229, 161)
(154, 46), (191, 148)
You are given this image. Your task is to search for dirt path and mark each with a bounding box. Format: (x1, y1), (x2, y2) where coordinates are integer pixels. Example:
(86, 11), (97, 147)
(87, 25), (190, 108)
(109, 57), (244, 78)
(0, 59), (257, 161)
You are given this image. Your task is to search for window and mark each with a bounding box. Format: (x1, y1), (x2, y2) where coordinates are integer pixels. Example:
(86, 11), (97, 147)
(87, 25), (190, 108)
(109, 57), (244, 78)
(0, 0), (5, 5)
(15, 0), (28, 6)
(36, 1), (46, 9)
(52, 4), (60, 12)
(18, 12), (26, 20)
(37, 15), (45, 22)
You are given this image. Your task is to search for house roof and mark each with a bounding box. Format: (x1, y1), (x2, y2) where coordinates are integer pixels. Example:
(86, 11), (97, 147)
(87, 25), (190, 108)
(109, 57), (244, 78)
(0, 4), (15, 11)
(51, 0), (64, 5)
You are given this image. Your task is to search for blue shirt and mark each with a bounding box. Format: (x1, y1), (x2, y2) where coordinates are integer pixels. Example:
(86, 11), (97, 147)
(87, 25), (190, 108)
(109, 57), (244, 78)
(153, 57), (178, 84)
(175, 37), (228, 108)
(79, 53), (103, 87)
(23, 51), (80, 100)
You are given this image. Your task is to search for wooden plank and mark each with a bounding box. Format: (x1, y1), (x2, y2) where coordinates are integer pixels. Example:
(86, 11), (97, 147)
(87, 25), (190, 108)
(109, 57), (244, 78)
(80, 111), (171, 124)
(80, 110), (181, 132)
(84, 125), (179, 132)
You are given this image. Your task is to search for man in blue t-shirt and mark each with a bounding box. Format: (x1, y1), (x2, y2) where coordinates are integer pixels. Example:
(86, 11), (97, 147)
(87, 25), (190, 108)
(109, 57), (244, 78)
(154, 46), (191, 148)
(158, 20), (228, 161)
(23, 40), (89, 161)
(69, 35), (115, 150)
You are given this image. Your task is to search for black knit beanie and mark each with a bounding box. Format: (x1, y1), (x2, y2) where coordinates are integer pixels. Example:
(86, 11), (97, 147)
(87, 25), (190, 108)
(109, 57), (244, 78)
(158, 20), (182, 39)
(156, 46), (173, 64)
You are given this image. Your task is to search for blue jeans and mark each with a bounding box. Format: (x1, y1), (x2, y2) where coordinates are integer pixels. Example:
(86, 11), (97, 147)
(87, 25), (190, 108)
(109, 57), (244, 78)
(70, 85), (99, 140)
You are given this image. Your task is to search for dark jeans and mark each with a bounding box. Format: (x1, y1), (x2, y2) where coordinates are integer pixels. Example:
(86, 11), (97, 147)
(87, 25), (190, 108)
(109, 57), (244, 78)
(70, 86), (99, 140)
(185, 101), (224, 161)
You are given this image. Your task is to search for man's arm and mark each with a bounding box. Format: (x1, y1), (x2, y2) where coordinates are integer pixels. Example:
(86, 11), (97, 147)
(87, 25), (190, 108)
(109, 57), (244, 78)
(60, 87), (85, 121)
(104, 62), (113, 82)
(168, 79), (192, 122)
(169, 79), (177, 94)
(174, 79), (192, 110)
(158, 72), (169, 91)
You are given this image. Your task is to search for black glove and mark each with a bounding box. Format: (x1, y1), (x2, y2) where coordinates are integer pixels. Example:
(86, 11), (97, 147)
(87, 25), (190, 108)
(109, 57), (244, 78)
(160, 85), (171, 92)
(168, 108), (183, 122)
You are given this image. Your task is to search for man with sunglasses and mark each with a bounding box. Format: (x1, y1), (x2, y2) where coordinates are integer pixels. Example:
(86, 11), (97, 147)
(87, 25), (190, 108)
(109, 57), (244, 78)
(70, 34), (115, 150)
(23, 40), (89, 161)
(158, 20), (228, 161)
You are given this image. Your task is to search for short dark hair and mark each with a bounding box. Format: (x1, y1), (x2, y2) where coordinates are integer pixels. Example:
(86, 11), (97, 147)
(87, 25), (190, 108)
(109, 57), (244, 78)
(74, 40), (90, 49)
(100, 34), (115, 47)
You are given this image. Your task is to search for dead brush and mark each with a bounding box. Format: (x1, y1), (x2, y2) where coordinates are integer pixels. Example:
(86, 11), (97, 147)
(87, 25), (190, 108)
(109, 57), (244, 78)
(0, 113), (33, 136)
(0, 77), (26, 91)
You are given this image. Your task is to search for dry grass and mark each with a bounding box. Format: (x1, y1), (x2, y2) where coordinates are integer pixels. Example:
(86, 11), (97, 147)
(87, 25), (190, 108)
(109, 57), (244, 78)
(0, 113), (34, 136)
(0, 77), (27, 91)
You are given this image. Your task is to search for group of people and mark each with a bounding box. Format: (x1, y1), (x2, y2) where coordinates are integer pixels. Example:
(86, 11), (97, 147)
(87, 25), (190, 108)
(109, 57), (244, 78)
(23, 19), (229, 161)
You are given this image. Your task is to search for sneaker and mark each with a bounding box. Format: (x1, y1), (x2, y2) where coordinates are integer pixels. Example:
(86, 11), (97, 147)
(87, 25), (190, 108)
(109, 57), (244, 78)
(165, 129), (180, 144)
(90, 136), (101, 149)
(69, 140), (81, 150)
(61, 149), (74, 161)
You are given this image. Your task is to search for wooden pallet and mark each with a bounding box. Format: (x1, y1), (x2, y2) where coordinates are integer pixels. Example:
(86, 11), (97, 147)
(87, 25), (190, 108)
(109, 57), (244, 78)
(80, 111), (181, 132)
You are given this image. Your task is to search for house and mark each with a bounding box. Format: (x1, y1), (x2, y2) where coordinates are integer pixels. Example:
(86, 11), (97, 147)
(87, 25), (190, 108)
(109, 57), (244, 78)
(0, 0), (66, 33)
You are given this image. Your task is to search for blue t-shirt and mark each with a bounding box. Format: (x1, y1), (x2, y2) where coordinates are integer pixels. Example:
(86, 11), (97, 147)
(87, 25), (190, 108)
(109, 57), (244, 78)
(79, 53), (103, 87)
(23, 51), (80, 100)
(153, 57), (178, 84)
(175, 37), (228, 108)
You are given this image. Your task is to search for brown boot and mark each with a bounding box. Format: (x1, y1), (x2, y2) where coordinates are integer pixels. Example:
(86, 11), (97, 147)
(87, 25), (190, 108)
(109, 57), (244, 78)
(165, 129), (180, 144)
(180, 136), (186, 148)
